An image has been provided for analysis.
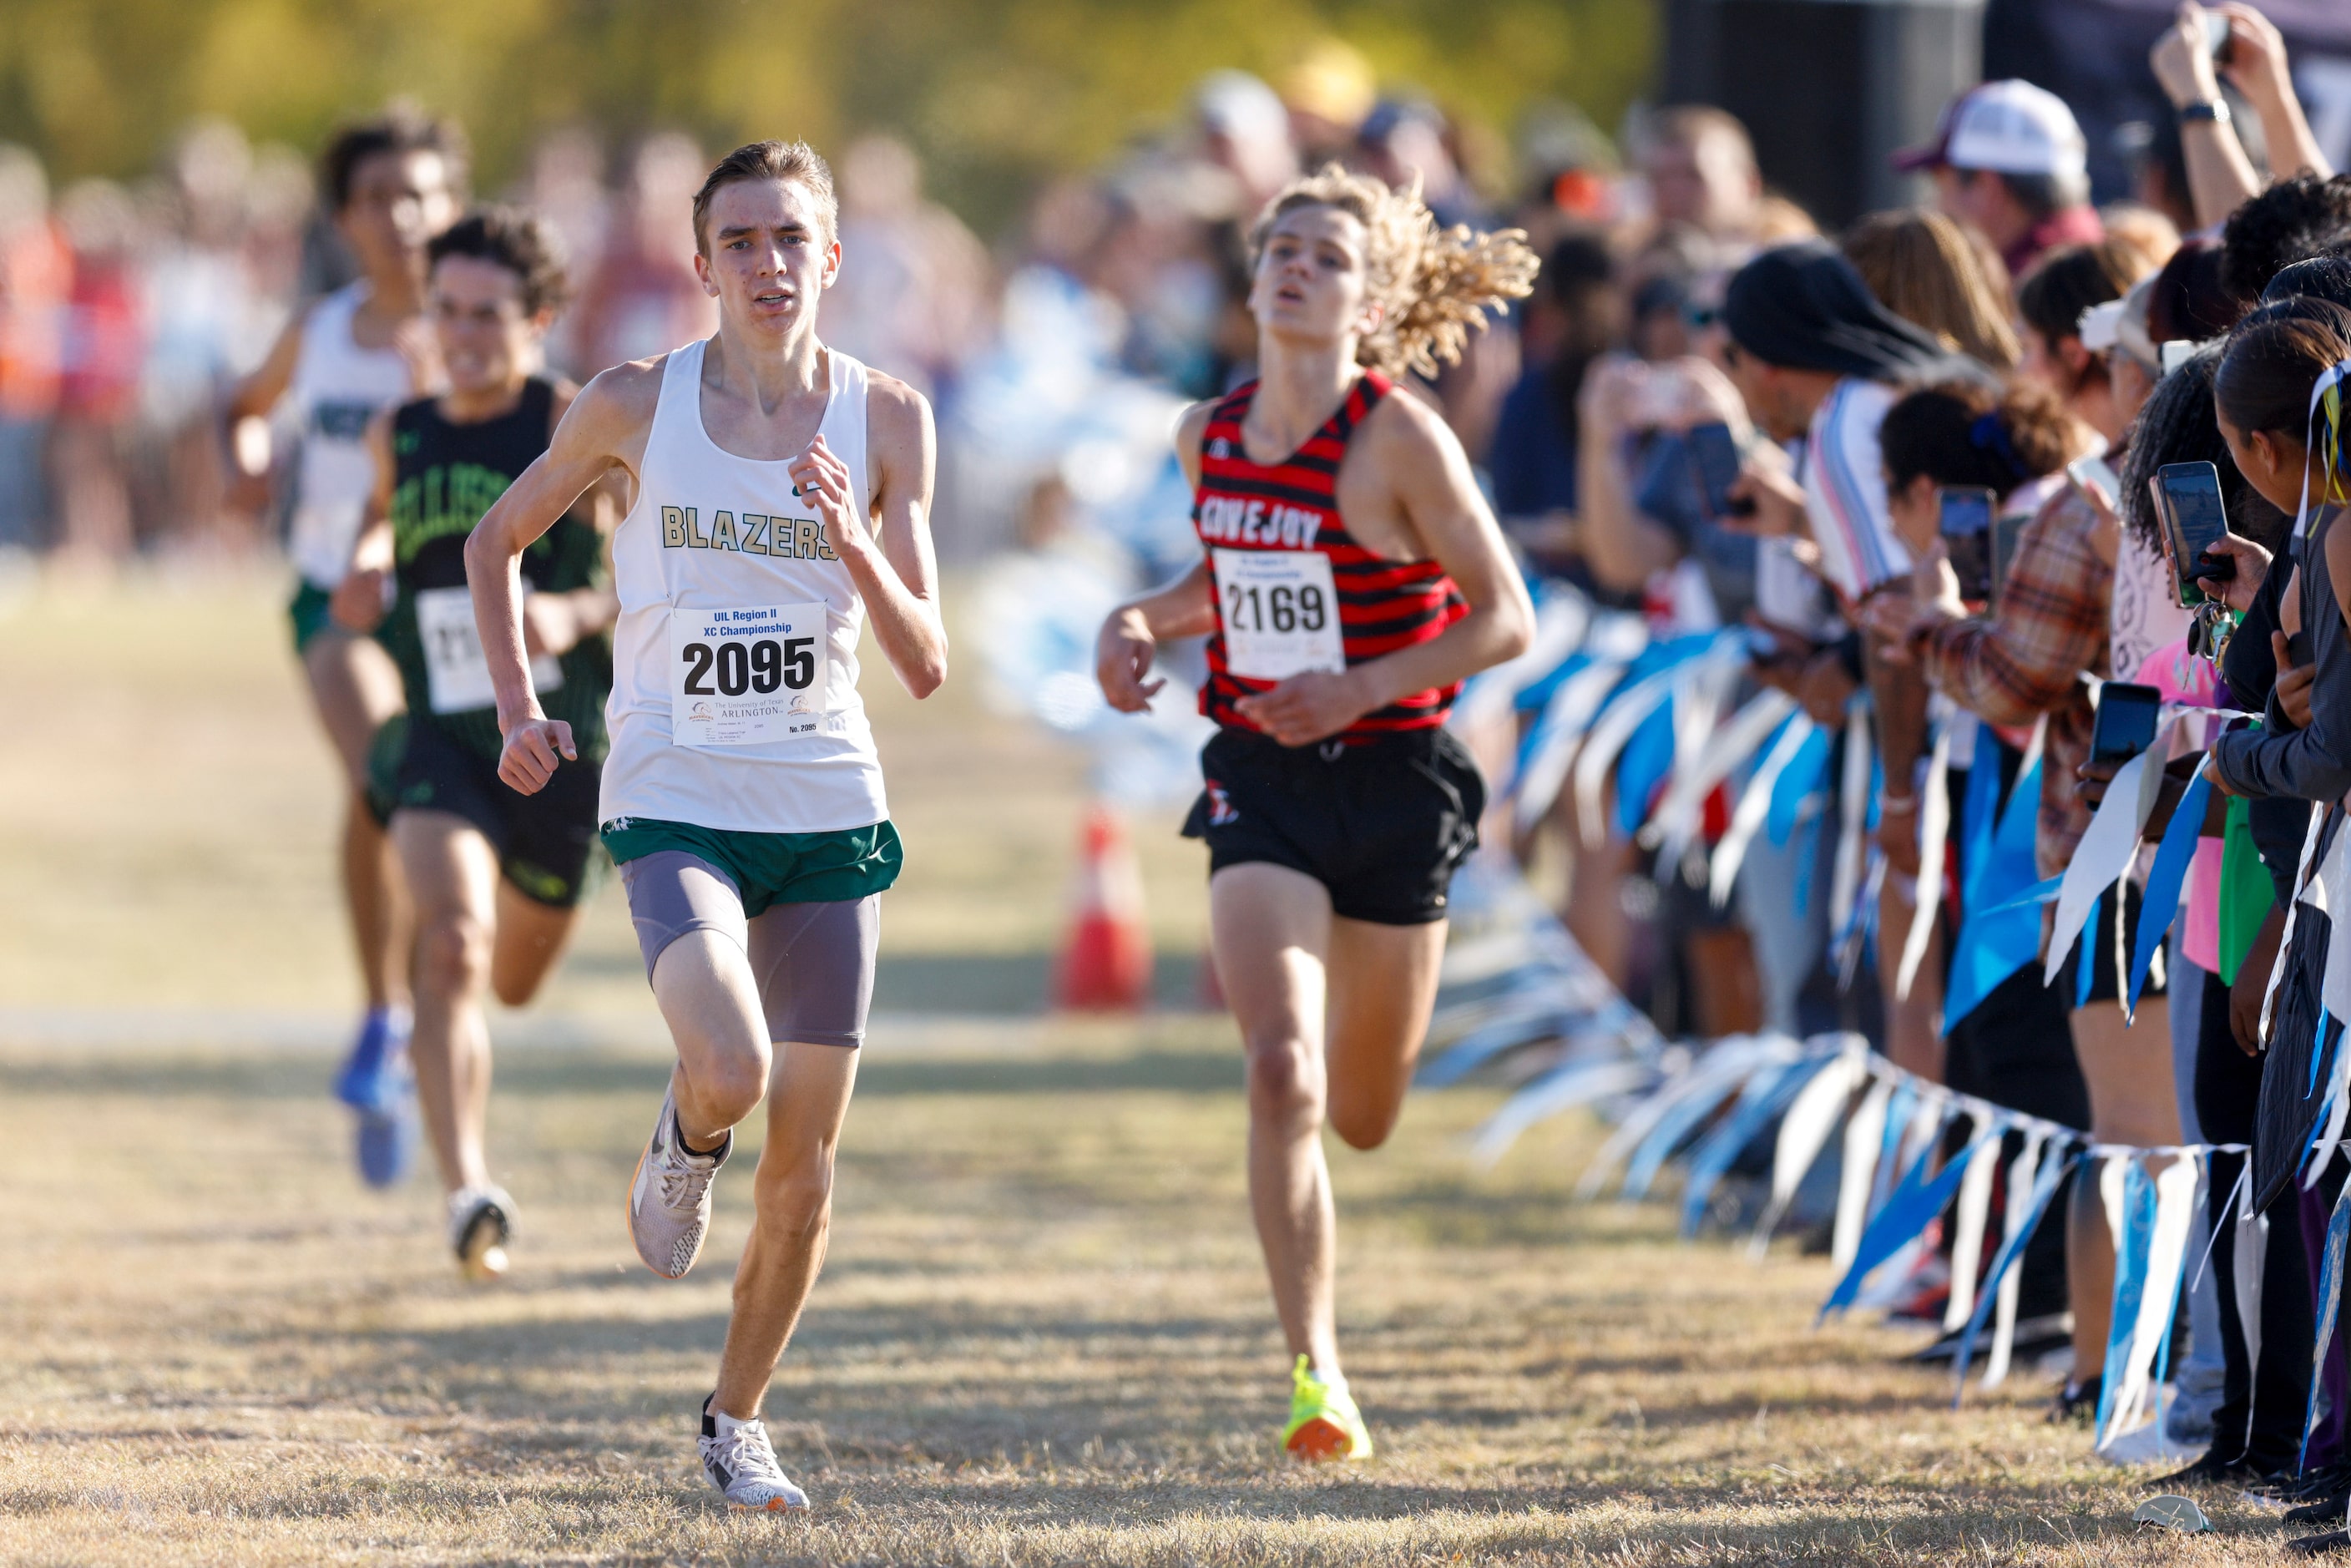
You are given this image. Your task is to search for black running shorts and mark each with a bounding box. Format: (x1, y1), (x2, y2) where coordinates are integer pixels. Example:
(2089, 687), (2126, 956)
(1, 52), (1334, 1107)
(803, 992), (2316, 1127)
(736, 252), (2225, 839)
(1182, 726), (1484, 926)
(388, 716), (605, 908)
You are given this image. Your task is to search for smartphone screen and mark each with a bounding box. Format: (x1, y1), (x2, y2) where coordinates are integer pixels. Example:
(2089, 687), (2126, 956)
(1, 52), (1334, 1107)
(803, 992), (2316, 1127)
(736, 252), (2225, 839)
(2066, 453), (2119, 498)
(1938, 486), (1997, 601)
(1686, 422), (1751, 519)
(1989, 510), (2029, 606)
(2155, 461), (2231, 606)
(2091, 681), (2162, 766)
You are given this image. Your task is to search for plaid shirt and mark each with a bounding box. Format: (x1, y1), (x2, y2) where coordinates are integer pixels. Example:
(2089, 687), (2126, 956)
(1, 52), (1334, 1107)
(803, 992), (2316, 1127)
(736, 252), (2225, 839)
(1917, 485), (2111, 880)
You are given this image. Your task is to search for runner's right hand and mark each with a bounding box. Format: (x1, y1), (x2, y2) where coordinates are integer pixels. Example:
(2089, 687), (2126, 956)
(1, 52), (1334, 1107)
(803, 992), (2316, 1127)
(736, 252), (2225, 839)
(498, 716), (577, 795)
(330, 566), (389, 634)
(1096, 609), (1165, 712)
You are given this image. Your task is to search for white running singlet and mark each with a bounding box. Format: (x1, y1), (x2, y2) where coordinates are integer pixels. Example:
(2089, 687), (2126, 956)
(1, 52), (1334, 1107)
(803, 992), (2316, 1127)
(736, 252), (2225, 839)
(599, 340), (887, 835)
(285, 283), (415, 589)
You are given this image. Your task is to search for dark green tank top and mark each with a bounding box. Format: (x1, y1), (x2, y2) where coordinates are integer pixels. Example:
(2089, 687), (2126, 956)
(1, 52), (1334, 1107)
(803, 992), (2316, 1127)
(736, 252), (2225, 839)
(381, 377), (610, 761)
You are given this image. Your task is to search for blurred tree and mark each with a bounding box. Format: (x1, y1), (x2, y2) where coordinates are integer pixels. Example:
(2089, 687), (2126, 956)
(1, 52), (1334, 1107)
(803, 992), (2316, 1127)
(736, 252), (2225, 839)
(0, 0), (1652, 233)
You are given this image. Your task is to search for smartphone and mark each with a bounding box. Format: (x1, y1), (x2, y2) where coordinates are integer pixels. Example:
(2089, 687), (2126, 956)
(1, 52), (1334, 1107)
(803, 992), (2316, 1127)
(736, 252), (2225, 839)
(2066, 453), (2120, 500)
(2159, 339), (2199, 377)
(2091, 681), (2162, 766)
(2152, 461), (2233, 606)
(1686, 422), (1754, 519)
(2204, 12), (2233, 63)
(1938, 485), (1999, 601)
(1989, 509), (2030, 606)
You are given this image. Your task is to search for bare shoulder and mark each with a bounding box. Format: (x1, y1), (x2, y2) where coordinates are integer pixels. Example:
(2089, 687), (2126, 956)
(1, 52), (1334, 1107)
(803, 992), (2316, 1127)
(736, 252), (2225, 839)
(1360, 381), (1464, 466)
(1172, 399), (1220, 484)
(1357, 382), (1474, 505)
(547, 374), (583, 425)
(559, 356), (668, 449)
(862, 367), (936, 448)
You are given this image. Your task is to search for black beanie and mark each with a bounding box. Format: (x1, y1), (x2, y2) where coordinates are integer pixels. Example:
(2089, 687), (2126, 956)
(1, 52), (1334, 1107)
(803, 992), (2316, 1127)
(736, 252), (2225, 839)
(1723, 240), (1954, 381)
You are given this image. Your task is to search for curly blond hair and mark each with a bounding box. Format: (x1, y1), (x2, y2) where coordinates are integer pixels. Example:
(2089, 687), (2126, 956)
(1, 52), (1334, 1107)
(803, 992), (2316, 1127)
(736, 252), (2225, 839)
(1249, 163), (1538, 379)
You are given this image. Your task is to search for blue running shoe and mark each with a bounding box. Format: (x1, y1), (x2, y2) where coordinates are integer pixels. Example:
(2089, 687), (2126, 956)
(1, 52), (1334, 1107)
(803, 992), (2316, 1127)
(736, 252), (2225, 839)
(355, 1061), (418, 1189)
(336, 1008), (411, 1112)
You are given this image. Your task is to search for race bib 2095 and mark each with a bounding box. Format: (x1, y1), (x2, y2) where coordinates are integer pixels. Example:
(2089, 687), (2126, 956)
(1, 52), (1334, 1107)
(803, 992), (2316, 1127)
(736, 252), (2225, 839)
(669, 603), (831, 747)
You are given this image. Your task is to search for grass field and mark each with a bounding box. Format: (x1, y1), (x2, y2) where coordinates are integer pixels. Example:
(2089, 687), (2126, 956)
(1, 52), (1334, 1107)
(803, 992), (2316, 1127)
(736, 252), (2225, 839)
(0, 571), (2305, 1564)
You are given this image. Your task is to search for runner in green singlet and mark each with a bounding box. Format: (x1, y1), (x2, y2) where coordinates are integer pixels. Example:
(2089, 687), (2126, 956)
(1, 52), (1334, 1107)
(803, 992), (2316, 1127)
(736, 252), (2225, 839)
(332, 207), (619, 1277)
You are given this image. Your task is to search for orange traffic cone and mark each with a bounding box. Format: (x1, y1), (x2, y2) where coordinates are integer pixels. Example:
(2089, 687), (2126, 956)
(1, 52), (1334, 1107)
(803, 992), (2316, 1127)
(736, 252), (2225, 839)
(1054, 805), (1153, 1011)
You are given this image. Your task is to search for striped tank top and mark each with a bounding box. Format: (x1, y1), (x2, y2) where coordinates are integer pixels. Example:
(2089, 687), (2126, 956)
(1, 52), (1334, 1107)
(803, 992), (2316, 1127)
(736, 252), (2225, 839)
(1193, 372), (1466, 742)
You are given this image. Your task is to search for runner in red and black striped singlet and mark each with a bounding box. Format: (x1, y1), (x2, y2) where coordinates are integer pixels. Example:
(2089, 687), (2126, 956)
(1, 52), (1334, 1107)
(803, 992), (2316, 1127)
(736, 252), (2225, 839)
(1193, 372), (1469, 741)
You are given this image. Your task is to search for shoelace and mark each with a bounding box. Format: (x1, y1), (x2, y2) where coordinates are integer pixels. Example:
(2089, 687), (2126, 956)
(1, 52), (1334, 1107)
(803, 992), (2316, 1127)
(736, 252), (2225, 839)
(713, 1419), (783, 1484)
(659, 1146), (719, 1210)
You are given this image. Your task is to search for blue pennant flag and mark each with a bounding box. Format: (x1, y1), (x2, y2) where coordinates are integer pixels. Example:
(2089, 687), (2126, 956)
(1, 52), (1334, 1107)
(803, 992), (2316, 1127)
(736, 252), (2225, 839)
(1680, 1053), (1833, 1238)
(2075, 891), (2101, 1010)
(2096, 1158), (2156, 1442)
(2128, 768), (2212, 1016)
(1949, 1146), (2081, 1398)
(1821, 1129), (1978, 1320)
(1945, 756), (2045, 1029)
(2304, 1181), (2351, 1471)
(1621, 1068), (1753, 1202)
(1766, 726), (1833, 848)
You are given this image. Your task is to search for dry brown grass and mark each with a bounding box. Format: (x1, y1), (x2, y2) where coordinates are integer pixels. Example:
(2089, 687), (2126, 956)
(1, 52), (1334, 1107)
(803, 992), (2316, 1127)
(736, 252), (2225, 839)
(0, 573), (2308, 1564)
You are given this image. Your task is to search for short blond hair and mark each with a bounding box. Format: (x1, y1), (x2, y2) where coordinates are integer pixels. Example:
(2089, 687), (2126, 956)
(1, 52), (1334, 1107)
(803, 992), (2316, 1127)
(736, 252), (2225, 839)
(1250, 163), (1538, 379)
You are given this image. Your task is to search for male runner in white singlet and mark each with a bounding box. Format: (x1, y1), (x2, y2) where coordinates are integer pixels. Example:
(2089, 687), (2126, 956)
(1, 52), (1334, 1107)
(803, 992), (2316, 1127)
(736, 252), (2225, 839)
(230, 110), (463, 1183)
(465, 141), (943, 1513)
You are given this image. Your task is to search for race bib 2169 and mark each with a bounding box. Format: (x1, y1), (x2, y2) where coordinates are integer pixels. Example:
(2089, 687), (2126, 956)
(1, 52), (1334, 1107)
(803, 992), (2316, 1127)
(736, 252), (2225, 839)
(1214, 548), (1345, 680)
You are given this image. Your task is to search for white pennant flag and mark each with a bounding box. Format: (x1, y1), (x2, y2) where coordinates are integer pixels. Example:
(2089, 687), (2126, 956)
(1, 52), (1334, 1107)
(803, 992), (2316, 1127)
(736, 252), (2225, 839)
(2103, 1153), (2202, 1444)
(1984, 1127), (2052, 1390)
(2259, 808), (2332, 1046)
(1895, 721), (1953, 1004)
(1833, 1075), (1894, 1274)
(1828, 702), (1873, 941)
(2044, 720), (2174, 986)
(2236, 1193), (2268, 1394)
(1748, 1042), (1868, 1258)
(1943, 1114), (2005, 1332)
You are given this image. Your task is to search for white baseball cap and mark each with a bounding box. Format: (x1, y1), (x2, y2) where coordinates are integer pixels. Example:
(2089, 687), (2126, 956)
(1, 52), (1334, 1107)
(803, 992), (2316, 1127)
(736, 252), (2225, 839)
(1893, 79), (2088, 182)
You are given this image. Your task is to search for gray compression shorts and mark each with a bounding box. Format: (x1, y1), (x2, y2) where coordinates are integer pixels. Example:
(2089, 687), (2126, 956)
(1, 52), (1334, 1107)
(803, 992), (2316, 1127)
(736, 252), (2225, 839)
(619, 850), (878, 1048)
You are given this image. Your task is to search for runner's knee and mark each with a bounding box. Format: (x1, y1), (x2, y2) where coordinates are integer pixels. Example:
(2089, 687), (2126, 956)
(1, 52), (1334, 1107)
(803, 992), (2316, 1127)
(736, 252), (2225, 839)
(752, 1154), (834, 1239)
(1246, 1033), (1324, 1125)
(416, 910), (492, 997)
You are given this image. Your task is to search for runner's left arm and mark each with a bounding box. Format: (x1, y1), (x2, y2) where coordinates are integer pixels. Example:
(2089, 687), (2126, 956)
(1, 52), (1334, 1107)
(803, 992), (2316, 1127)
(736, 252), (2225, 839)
(467, 365), (654, 793)
(1232, 394), (1534, 747)
(517, 380), (623, 659)
(329, 411), (397, 635)
(789, 373), (947, 699)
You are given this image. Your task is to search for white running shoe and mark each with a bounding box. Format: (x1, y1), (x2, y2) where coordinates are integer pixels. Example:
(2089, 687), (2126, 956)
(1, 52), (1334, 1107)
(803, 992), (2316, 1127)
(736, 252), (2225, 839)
(447, 1184), (515, 1281)
(699, 1394), (808, 1512)
(628, 1086), (729, 1279)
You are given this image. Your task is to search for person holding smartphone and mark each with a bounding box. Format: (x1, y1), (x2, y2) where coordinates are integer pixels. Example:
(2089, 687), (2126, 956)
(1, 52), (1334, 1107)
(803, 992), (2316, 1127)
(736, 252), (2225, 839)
(2149, 2), (2334, 234)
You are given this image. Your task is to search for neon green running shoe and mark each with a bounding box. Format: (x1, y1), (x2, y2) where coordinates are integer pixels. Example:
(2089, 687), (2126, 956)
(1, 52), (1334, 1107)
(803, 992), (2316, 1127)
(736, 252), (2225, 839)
(1282, 1354), (1373, 1462)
